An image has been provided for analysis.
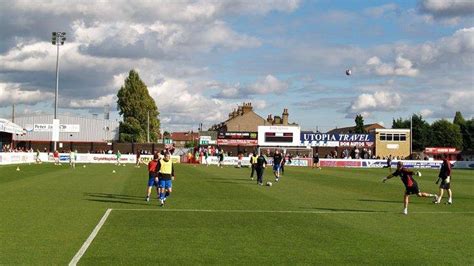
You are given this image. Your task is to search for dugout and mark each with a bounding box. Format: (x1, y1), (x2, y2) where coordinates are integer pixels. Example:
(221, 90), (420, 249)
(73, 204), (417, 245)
(0, 118), (25, 151)
(424, 147), (460, 161)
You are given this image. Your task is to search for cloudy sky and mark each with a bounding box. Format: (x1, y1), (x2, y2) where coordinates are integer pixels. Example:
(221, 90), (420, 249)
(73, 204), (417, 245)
(0, 0), (473, 132)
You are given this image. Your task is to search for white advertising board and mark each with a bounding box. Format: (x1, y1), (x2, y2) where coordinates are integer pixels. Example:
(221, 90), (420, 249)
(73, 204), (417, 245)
(258, 126), (301, 147)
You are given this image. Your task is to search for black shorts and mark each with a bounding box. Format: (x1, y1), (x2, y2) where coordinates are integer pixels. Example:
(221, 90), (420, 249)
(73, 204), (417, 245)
(405, 183), (420, 195)
(313, 159), (319, 163)
(439, 180), (451, 189)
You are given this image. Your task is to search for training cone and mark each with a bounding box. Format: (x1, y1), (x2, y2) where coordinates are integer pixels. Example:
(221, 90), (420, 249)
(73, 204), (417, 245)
(16, 166), (20, 171)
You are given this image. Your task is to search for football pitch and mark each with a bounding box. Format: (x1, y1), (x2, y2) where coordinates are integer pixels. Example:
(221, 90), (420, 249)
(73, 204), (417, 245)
(1, 163), (473, 265)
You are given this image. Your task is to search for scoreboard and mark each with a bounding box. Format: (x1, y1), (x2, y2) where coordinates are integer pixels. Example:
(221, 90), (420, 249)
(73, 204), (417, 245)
(264, 132), (294, 143)
(258, 126), (301, 146)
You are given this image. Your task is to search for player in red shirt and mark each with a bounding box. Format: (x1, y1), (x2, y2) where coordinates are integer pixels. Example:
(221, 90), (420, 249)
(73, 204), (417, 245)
(435, 155), (453, 204)
(145, 153), (160, 202)
(383, 161), (438, 215)
(53, 150), (60, 165)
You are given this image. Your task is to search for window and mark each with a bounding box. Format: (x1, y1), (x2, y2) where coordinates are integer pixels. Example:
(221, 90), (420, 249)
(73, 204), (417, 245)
(380, 132), (407, 142)
(393, 134), (400, 141)
(400, 134), (406, 141)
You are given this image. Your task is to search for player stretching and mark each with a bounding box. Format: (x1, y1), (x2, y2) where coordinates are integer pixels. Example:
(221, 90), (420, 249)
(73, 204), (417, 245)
(273, 150), (283, 182)
(157, 153), (175, 206)
(383, 161), (438, 215)
(145, 153), (160, 202)
(435, 155), (453, 204)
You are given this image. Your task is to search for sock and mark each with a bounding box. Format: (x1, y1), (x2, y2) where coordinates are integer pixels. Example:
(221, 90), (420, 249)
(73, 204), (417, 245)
(165, 191), (170, 198)
(159, 192), (164, 200)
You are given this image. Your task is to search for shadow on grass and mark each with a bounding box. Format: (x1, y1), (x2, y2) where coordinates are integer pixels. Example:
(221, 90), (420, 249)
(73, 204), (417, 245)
(84, 192), (153, 206)
(85, 199), (150, 206)
(84, 192), (143, 200)
(358, 199), (422, 204)
(205, 177), (251, 181)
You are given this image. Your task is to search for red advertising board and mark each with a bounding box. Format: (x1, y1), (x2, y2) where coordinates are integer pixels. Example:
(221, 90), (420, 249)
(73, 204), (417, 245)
(424, 147), (458, 154)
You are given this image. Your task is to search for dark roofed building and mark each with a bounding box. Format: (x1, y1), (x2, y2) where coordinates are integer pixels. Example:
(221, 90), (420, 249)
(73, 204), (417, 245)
(327, 123), (385, 134)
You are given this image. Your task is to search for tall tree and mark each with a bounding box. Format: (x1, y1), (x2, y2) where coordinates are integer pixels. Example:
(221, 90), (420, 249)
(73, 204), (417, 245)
(117, 70), (160, 142)
(453, 111), (472, 152)
(453, 111), (466, 125)
(392, 117), (410, 129)
(411, 114), (431, 151)
(464, 119), (474, 152)
(430, 119), (463, 150)
(392, 114), (431, 151)
(354, 114), (366, 133)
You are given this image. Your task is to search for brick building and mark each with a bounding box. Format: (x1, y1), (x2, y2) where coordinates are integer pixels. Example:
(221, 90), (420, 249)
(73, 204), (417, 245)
(210, 102), (297, 132)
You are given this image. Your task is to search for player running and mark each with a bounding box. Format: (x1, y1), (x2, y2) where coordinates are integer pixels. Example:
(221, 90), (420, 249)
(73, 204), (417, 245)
(157, 153), (175, 206)
(115, 150), (122, 166)
(273, 150), (283, 182)
(434, 155), (453, 204)
(383, 161), (438, 215)
(145, 153), (160, 202)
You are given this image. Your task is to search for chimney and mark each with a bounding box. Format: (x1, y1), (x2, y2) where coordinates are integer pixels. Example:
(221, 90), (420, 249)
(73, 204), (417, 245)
(282, 108), (289, 125)
(267, 114), (273, 124)
(242, 102), (253, 114)
(237, 105), (243, 115)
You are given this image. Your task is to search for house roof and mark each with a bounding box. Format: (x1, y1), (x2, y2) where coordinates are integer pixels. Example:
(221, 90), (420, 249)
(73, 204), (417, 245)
(170, 132), (199, 141)
(327, 123), (385, 134)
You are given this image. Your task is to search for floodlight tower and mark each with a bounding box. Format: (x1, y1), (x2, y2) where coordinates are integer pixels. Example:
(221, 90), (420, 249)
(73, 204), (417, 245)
(51, 32), (66, 151)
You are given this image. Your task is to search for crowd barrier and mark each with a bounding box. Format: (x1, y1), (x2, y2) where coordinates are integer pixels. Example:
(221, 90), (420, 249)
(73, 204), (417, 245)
(1, 152), (473, 169)
(0, 152), (180, 165)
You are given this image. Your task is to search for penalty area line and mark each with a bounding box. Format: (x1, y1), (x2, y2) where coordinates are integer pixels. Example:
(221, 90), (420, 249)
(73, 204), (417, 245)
(112, 208), (474, 214)
(69, 208), (112, 266)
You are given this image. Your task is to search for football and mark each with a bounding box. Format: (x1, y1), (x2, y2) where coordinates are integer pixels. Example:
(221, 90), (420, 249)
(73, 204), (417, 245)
(266, 181), (272, 187)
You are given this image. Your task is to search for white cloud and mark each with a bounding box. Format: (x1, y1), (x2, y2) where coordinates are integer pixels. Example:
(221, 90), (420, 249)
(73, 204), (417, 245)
(445, 90), (474, 113)
(68, 94), (116, 109)
(348, 91), (403, 117)
(0, 83), (54, 107)
(214, 75), (288, 99)
(419, 108), (434, 118)
(147, 78), (230, 129)
(366, 55), (419, 77)
(419, 0), (474, 19)
(250, 75), (288, 94)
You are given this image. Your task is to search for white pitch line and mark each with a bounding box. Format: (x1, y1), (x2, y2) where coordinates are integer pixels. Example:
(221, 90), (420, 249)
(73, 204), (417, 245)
(112, 208), (474, 214)
(69, 208), (112, 266)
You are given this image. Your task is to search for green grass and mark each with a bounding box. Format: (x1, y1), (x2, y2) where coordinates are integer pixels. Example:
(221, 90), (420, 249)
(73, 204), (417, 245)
(0, 163), (473, 265)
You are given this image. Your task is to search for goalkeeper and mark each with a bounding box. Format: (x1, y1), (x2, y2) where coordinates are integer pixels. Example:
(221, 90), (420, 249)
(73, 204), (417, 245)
(383, 161), (438, 215)
(434, 155), (453, 204)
